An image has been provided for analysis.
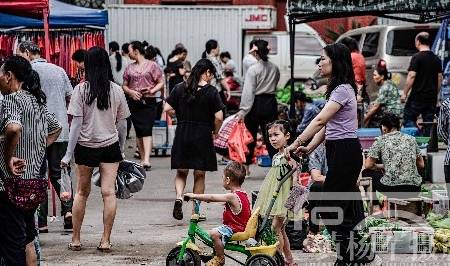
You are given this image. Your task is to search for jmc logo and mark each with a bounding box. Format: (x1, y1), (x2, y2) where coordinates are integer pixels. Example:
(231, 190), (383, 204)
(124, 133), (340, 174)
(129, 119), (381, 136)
(245, 14), (268, 22)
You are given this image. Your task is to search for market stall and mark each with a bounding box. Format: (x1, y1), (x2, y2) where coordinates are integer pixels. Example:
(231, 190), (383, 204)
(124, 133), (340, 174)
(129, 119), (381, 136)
(0, 0), (108, 78)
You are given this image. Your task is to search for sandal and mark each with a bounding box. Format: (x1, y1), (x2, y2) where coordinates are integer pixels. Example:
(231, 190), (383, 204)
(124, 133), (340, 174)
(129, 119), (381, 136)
(198, 213), (207, 222)
(64, 214), (73, 230)
(143, 164), (152, 171)
(173, 199), (183, 220)
(206, 256), (225, 266)
(97, 242), (112, 253)
(68, 243), (82, 251)
(284, 261), (298, 266)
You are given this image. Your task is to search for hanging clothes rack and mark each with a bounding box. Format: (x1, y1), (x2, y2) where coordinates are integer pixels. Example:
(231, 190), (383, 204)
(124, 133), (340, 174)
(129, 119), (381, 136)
(0, 28), (105, 79)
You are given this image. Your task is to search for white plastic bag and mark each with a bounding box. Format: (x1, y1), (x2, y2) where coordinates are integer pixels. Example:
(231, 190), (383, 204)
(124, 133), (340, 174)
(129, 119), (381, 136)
(60, 167), (72, 202)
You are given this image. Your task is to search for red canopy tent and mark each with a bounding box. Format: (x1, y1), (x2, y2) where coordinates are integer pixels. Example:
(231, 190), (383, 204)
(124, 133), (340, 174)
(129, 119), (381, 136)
(0, 0), (51, 60)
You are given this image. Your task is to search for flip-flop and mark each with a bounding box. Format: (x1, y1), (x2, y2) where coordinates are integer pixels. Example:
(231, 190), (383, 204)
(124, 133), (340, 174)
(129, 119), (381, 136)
(173, 199), (183, 220)
(68, 243), (82, 251)
(97, 242), (112, 253)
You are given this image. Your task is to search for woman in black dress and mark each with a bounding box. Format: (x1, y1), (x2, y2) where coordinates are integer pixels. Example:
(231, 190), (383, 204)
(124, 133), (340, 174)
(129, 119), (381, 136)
(164, 59), (225, 220)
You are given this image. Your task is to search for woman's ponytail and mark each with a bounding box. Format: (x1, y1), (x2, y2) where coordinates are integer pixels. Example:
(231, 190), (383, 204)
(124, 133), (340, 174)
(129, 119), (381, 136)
(23, 69), (46, 106)
(115, 51), (122, 72)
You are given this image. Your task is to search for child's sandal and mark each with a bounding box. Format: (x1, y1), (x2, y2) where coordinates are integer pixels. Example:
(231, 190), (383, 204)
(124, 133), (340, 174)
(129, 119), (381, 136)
(205, 256), (225, 266)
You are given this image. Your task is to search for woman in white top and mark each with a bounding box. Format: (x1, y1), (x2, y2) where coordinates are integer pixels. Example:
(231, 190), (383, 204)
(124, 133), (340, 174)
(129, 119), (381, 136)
(62, 46), (130, 252)
(109, 41), (130, 86)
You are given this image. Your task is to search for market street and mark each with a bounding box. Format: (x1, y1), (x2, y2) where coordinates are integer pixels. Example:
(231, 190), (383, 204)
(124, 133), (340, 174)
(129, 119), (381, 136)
(36, 139), (450, 265)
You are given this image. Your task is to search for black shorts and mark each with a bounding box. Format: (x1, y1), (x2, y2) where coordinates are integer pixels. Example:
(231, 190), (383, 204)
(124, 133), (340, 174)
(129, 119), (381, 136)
(0, 192), (37, 266)
(74, 142), (122, 167)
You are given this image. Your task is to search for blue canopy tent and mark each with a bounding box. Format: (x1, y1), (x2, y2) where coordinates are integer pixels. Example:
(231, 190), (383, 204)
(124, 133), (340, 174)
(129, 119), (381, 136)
(0, 0), (108, 28)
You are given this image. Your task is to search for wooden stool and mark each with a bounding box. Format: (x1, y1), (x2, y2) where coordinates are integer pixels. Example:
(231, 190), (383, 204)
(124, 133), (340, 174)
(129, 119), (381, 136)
(358, 176), (373, 215)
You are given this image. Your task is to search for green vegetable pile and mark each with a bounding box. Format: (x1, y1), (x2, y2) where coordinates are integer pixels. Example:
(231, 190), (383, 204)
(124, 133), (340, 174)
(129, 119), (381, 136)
(276, 85), (303, 104)
(434, 228), (450, 253)
(427, 211), (450, 229)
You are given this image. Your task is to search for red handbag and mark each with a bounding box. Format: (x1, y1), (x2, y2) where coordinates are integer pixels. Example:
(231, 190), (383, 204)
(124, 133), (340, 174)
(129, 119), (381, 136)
(3, 176), (48, 211)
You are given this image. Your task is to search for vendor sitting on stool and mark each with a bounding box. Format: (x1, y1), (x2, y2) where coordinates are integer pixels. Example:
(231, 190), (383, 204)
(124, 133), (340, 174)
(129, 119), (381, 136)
(363, 113), (424, 214)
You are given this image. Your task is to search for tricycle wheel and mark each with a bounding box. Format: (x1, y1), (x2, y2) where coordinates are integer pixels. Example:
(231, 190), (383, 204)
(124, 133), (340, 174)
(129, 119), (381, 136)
(245, 254), (277, 266)
(273, 251), (285, 266)
(166, 246), (201, 266)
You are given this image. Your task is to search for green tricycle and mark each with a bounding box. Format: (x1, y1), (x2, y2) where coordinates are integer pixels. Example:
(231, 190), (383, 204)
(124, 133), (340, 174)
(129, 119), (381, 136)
(166, 154), (303, 266)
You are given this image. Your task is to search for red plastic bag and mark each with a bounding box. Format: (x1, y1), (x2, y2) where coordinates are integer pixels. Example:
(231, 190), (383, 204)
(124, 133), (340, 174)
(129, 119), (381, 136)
(214, 114), (238, 149)
(228, 122), (254, 163)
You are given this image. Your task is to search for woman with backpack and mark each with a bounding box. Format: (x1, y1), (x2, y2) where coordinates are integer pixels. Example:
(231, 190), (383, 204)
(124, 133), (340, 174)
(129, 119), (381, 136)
(61, 46), (130, 252)
(0, 56), (62, 265)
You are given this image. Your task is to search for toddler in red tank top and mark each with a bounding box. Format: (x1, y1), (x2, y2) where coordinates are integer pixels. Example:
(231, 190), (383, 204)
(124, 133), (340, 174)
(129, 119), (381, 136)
(184, 162), (250, 266)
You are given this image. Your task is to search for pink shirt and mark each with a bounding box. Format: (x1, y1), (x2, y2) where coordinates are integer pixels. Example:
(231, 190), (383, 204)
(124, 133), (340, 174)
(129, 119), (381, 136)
(123, 60), (162, 98)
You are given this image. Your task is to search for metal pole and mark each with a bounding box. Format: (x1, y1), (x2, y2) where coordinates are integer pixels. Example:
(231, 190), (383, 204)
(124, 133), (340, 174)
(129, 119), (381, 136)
(289, 17), (296, 118)
(43, 7), (51, 61)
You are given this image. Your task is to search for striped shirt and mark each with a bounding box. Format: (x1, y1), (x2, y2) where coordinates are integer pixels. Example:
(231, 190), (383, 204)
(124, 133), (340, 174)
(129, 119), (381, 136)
(0, 90), (61, 191)
(438, 98), (450, 165)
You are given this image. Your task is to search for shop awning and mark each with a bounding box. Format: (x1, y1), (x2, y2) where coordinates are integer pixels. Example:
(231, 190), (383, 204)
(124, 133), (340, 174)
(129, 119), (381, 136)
(288, 0), (450, 24)
(0, 0), (48, 18)
(0, 0), (108, 28)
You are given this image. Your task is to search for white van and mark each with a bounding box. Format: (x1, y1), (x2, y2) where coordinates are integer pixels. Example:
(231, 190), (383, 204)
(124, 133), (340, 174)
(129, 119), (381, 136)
(244, 24), (326, 88)
(336, 24), (439, 99)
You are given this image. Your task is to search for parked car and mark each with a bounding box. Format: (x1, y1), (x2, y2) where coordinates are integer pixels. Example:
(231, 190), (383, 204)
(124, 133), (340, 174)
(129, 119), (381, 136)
(244, 23), (326, 88)
(336, 24), (440, 100)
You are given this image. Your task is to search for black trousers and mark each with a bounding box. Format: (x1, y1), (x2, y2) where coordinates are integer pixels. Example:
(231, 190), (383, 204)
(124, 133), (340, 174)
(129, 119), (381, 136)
(244, 94), (277, 165)
(38, 142), (73, 227)
(308, 181), (323, 234)
(321, 138), (374, 264)
(0, 193), (36, 266)
(361, 169), (421, 207)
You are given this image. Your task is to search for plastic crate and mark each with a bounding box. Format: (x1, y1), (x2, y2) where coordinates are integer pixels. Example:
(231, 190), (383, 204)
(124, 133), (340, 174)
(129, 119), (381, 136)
(359, 137), (376, 150)
(432, 190), (449, 215)
(416, 137), (431, 145)
(369, 226), (434, 254)
(257, 155), (272, 167)
(357, 128), (381, 137)
(401, 127), (419, 137)
(153, 120), (168, 127)
(152, 125), (176, 147)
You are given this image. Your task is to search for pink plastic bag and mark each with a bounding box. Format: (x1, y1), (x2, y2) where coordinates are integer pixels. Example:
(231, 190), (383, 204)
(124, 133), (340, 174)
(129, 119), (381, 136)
(228, 122), (254, 163)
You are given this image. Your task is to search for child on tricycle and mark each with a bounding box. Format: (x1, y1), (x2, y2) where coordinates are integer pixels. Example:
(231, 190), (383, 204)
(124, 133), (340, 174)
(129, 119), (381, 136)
(184, 161), (250, 266)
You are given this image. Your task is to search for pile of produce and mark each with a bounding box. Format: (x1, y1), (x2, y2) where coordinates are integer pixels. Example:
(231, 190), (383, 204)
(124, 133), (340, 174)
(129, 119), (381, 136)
(302, 233), (333, 253)
(426, 211), (450, 229)
(434, 228), (450, 253)
(276, 85), (303, 104)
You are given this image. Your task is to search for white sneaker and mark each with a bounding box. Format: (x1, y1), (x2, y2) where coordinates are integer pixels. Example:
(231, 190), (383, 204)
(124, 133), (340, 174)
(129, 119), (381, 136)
(366, 255), (382, 266)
